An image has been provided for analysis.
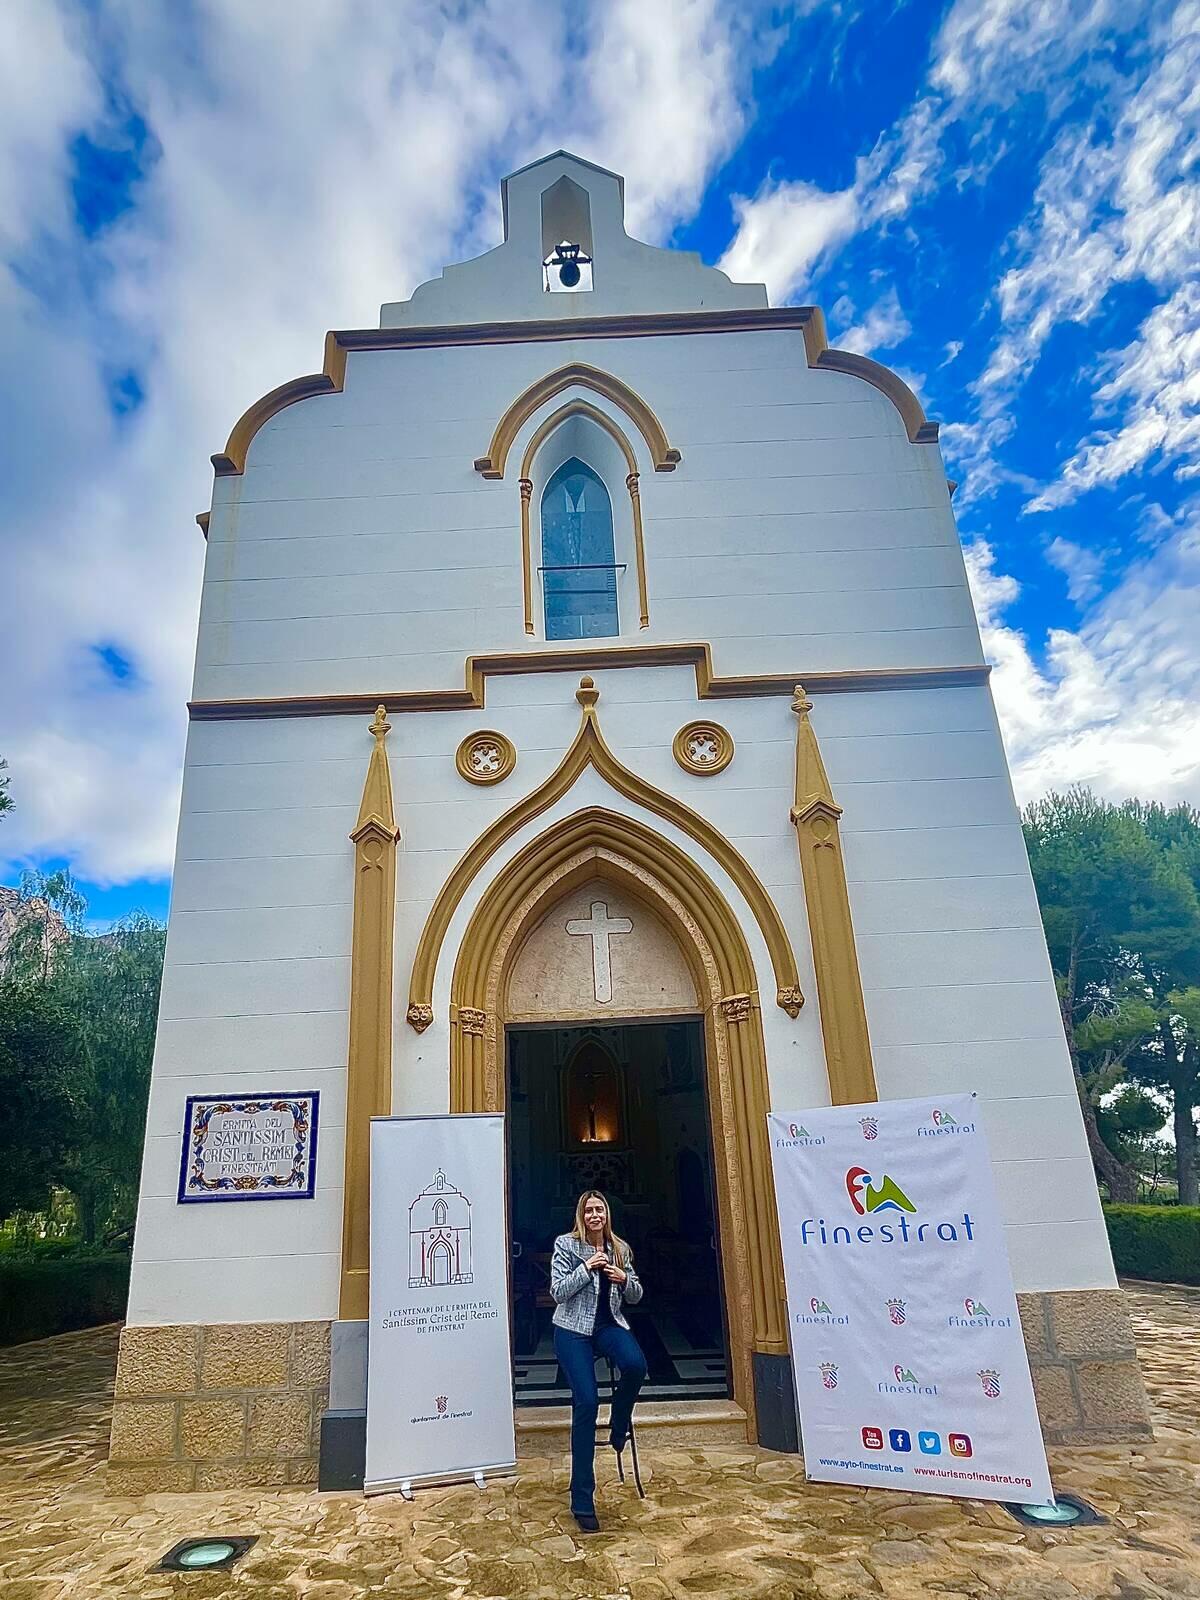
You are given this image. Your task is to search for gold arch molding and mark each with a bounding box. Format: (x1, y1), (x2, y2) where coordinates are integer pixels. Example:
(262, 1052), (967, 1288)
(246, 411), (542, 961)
(517, 399), (650, 634)
(406, 676), (803, 1028)
(519, 397), (638, 478)
(449, 808), (791, 1437)
(474, 361), (680, 479)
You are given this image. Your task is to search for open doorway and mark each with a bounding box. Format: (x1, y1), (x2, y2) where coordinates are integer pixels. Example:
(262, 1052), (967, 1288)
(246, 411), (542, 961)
(507, 1017), (729, 1406)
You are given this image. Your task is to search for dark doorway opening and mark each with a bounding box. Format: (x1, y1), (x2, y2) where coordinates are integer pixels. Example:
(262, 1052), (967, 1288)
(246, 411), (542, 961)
(507, 1017), (729, 1406)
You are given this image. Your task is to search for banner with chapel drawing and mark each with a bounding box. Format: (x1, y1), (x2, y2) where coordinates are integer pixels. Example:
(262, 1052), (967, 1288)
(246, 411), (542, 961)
(365, 1114), (515, 1495)
(768, 1093), (1053, 1505)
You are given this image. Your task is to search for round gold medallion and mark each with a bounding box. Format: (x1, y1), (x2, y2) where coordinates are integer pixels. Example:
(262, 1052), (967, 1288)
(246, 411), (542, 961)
(456, 730), (517, 786)
(672, 721), (734, 776)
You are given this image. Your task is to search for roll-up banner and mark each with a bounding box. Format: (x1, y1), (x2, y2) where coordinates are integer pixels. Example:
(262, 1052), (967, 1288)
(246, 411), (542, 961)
(768, 1093), (1053, 1505)
(365, 1114), (516, 1495)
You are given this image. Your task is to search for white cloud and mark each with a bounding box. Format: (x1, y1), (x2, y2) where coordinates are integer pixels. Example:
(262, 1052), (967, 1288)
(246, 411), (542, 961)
(717, 175), (859, 303)
(1043, 536), (1112, 605)
(831, 287), (911, 354)
(965, 518), (1200, 805)
(580, 0), (756, 242)
(1029, 283), (1200, 508)
(962, 0), (1200, 504)
(0, 0), (788, 885)
(930, 0), (1118, 109)
(713, 0), (1124, 314)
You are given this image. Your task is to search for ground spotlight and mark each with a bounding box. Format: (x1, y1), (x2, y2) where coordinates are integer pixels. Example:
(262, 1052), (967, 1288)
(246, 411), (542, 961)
(1006, 1493), (1105, 1529)
(154, 1535), (257, 1572)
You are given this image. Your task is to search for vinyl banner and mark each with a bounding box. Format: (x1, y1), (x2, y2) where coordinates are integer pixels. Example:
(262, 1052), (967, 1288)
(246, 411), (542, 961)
(365, 1114), (516, 1494)
(768, 1094), (1053, 1505)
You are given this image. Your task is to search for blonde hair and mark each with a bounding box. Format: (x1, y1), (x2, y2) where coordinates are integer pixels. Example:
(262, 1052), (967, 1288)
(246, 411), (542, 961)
(571, 1190), (630, 1265)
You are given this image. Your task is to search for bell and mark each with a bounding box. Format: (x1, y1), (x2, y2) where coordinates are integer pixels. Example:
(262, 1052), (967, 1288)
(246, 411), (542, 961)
(548, 240), (588, 289)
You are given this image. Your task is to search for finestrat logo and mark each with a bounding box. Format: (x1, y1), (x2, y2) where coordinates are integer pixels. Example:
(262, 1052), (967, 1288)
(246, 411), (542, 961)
(846, 1167), (916, 1215)
(920, 1107), (976, 1137)
(776, 1121), (826, 1149)
(796, 1171), (976, 1249)
(948, 1295), (1011, 1329)
(879, 1363), (938, 1397)
(796, 1297), (849, 1326)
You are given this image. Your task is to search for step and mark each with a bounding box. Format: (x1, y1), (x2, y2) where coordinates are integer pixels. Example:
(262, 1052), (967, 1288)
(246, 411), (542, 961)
(515, 1398), (748, 1455)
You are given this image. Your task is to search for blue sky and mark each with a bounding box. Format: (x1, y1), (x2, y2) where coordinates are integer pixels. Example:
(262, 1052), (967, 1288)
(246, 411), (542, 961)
(1, 0), (1198, 929)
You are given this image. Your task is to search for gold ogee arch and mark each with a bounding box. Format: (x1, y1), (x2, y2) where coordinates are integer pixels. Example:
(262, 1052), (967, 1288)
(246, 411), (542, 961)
(473, 361), (681, 479)
(405, 676), (804, 1031)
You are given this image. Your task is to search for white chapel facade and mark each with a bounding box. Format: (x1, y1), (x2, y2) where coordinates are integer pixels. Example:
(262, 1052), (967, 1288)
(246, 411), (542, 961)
(112, 153), (1150, 1490)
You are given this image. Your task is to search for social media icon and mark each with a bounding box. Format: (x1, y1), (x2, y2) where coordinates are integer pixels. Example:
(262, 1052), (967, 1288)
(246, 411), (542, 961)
(948, 1433), (973, 1458)
(918, 1431), (941, 1454)
(862, 1427), (884, 1450)
(888, 1429), (912, 1453)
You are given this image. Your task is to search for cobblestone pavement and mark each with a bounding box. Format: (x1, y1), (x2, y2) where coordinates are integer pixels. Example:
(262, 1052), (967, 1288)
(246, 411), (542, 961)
(2, 1280), (1198, 1600)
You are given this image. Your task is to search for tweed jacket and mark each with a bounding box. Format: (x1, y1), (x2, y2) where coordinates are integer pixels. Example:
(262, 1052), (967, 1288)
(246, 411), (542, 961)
(550, 1232), (644, 1335)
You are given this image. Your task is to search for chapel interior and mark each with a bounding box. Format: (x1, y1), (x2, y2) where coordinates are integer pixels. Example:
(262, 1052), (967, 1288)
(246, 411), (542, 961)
(507, 1018), (729, 1405)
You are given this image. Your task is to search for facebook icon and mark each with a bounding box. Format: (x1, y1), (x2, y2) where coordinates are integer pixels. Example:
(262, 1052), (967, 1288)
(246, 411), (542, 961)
(918, 1431), (942, 1455)
(888, 1428), (911, 1453)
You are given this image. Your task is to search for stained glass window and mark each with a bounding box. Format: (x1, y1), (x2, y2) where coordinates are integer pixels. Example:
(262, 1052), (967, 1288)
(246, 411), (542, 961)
(541, 458), (619, 639)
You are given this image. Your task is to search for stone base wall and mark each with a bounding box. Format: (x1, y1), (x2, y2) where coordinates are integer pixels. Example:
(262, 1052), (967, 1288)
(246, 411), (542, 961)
(108, 1321), (331, 1493)
(1018, 1289), (1153, 1444)
(107, 1289), (1150, 1490)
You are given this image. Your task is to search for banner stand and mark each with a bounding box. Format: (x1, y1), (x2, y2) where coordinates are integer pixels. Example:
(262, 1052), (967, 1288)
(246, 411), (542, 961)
(768, 1092), (1053, 1506)
(366, 1462), (515, 1499)
(365, 1114), (517, 1497)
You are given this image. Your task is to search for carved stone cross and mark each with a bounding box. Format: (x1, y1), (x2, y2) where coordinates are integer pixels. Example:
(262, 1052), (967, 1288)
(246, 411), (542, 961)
(565, 900), (633, 1004)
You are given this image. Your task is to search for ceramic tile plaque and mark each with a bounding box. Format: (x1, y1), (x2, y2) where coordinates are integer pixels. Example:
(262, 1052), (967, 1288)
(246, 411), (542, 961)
(177, 1092), (319, 1203)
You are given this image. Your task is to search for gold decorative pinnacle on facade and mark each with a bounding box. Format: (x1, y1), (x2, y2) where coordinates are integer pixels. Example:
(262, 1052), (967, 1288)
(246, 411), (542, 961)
(340, 705), (401, 1320)
(456, 730), (517, 786)
(673, 720), (735, 776)
(789, 686), (878, 1107)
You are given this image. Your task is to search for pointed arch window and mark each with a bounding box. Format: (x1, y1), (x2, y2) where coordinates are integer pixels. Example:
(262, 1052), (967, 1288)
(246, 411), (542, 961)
(540, 457), (621, 640)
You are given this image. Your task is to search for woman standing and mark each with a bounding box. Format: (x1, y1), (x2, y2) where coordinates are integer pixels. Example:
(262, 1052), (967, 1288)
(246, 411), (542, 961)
(550, 1190), (648, 1532)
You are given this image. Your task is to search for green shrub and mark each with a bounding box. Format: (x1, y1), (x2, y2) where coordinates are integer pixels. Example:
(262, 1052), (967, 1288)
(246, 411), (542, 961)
(0, 1234), (82, 1260)
(1104, 1204), (1200, 1286)
(0, 1253), (130, 1346)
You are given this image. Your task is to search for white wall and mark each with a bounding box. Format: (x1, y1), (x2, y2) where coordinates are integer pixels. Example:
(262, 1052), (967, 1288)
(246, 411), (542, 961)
(133, 272), (1114, 1326)
(196, 329), (972, 700)
(129, 661), (1113, 1326)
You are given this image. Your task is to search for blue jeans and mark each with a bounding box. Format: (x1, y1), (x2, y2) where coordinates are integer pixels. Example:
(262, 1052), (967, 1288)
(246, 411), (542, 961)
(553, 1324), (648, 1514)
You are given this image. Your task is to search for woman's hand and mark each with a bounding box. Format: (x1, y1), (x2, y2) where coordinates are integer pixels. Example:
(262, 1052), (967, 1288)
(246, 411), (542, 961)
(585, 1251), (608, 1271)
(602, 1263), (627, 1285)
